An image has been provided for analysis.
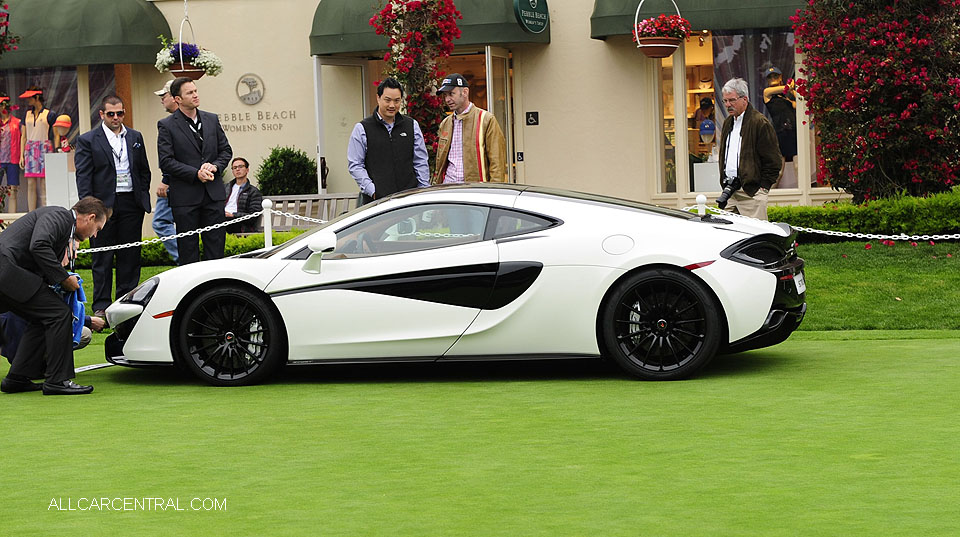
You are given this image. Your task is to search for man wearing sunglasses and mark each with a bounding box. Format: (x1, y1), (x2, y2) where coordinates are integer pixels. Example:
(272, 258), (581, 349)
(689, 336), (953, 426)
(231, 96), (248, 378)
(74, 96), (152, 317)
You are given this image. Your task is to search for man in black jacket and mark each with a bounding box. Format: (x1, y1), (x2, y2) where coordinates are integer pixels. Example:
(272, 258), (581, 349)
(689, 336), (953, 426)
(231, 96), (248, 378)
(75, 95), (152, 315)
(223, 157), (264, 233)
(0, 197), (109, 395)
(157, 77), (232, 265)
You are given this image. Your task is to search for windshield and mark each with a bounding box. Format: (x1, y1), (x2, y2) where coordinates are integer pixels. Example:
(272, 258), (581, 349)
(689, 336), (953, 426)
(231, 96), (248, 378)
(250, 203), (368, 259)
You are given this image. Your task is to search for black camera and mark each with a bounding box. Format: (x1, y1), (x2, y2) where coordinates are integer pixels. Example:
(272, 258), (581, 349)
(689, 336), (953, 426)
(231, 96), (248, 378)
(716, 176), (741, 209)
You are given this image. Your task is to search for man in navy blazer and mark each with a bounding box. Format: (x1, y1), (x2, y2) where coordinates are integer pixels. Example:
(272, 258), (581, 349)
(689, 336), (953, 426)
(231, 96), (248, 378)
(157, 77), (232, 265)
(75, 95), (152, 315)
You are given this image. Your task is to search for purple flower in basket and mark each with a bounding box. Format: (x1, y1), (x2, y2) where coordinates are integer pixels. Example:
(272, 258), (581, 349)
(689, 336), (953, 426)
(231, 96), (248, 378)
(170, 42), (200, 63)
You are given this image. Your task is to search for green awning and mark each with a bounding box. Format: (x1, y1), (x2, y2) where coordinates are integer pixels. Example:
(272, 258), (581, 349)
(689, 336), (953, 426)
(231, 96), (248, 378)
(0, 0), (171, 69)
(591, 0), (806, 39)
(311, 0), (549, 56)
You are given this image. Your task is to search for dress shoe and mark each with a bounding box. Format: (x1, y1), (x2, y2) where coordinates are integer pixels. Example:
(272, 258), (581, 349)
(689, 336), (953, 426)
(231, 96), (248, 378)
(42, 380), (94, 395)
(1, 376), (44, 393)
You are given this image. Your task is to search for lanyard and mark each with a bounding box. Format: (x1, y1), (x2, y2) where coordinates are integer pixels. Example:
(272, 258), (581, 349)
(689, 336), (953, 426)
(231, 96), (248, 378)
(69, 210), (77, 272)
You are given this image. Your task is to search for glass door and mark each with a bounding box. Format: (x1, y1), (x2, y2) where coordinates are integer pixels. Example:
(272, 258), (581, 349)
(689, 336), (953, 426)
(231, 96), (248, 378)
(485, 46), (514, 182)
(313, 56), (369, 193)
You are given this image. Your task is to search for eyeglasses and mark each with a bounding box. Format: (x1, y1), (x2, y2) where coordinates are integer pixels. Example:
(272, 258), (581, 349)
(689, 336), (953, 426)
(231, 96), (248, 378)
(104, 111), (125, 118)
(721, 96), (744, 105)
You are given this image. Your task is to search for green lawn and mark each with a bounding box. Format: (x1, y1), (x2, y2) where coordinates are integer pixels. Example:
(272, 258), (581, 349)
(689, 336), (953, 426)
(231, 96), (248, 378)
(2, 331), (959, 536)
(797, 240), (959, 330)
(3, 242), (957, 535)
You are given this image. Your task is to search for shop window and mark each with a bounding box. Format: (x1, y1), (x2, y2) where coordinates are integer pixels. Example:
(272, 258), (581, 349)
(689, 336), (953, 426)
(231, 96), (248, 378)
(658, 29), (812, 195)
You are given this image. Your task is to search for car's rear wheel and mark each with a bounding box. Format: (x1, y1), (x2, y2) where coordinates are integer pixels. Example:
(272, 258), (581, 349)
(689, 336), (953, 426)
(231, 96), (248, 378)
(601, 268), (721, 380)
(176, 286), (286, 386)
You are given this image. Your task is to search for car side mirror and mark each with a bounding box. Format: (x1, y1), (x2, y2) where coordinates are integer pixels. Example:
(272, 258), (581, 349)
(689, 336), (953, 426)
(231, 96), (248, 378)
(302, 230), (337, 274)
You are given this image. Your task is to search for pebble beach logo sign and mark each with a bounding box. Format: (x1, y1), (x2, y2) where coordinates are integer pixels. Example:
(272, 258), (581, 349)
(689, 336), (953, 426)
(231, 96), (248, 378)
(237, 73), (265, 105)
(514, 0), (548, 34)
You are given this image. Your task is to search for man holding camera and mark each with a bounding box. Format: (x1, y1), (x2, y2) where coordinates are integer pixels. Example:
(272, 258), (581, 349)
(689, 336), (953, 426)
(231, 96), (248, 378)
(717, 78), (782, 220)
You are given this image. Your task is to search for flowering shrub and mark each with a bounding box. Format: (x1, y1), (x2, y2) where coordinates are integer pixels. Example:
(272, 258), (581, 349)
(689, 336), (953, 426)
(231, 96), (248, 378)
(155, 36), (223, 76)
(792, 0), (960, 202)
(370, 0), (462, 166)
(0, 2), (21, 55)
(632, 14), (691, 41)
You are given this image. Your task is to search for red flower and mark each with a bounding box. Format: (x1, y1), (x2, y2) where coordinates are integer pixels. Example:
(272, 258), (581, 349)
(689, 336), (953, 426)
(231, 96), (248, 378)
(865, 243), (872, 249)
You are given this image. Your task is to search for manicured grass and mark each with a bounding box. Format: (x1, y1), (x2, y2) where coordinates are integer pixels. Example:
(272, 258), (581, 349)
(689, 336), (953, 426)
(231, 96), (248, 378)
(797, 240), (960, 330)
(2, 331), (959, 536)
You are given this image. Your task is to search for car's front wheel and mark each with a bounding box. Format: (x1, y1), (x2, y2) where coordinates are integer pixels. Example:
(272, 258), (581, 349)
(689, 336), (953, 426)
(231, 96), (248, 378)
(175, 286), (286, 386)
(601, 268), (721, 380)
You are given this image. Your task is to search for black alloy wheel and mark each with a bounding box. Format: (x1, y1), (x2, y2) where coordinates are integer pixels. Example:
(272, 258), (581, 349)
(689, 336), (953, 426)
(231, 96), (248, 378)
(601, 268), (721, 380)
(176, 286), (286, 386)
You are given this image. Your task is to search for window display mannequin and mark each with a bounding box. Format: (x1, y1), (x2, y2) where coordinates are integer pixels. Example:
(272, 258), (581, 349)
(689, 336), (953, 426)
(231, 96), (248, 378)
(0, 93), (22, 212)
(52, 115), (73, 152)
(19, 87), (57, 211)
(762, 67), (797, 187)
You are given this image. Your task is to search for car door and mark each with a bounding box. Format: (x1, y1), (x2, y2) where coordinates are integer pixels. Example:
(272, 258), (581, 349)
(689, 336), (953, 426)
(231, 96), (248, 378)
(265, 203), (498, 361)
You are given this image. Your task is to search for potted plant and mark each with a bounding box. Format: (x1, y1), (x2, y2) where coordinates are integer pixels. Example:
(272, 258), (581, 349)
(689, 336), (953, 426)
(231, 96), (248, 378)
(632, 13), (691, 58)
(155, 36), (223, 79)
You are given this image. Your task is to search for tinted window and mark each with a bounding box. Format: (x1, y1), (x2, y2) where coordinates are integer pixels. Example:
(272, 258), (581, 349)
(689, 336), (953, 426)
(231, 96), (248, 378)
(488, 208), (557, 240)
(327, 203), (491, 259)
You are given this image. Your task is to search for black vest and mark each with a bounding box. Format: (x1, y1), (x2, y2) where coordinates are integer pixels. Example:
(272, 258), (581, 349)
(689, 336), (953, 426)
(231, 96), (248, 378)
(360, 111), (417, 198)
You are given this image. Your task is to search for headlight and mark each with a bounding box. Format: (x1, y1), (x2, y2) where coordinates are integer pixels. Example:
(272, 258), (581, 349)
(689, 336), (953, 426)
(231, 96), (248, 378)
(120, 277), (159, 306)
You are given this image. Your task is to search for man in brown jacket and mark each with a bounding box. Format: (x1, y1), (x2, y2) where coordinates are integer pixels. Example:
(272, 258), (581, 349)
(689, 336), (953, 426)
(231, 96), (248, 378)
(718, 77), (783, 220)
(432, 74), (507, 185)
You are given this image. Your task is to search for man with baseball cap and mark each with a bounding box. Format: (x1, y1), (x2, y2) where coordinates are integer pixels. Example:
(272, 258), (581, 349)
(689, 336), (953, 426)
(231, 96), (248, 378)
(151, 79), (179, 263)
(432, 73), (507, 185)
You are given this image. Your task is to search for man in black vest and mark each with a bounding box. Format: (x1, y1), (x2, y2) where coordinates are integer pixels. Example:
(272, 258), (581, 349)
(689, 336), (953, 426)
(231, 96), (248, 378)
(347, 78), (429, 205)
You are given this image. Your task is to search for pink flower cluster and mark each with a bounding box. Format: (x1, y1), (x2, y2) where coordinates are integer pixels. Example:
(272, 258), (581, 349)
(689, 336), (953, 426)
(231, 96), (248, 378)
(791, 0), (960, 202)
(370, 0), (462, 156)
(0, 2), (20, 53)
(632, 14), (691, 41)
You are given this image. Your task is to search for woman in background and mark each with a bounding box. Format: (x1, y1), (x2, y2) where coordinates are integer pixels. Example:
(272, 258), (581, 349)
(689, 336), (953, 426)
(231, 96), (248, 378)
(19, 86), (56, 210)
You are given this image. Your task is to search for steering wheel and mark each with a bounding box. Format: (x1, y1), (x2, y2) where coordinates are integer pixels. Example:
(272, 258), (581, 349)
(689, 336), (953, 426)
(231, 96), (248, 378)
(356, 232), (376, 254)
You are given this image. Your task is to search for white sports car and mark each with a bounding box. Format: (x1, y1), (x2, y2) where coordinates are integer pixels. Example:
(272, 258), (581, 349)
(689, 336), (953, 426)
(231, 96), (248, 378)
(105, 184), (806, 385)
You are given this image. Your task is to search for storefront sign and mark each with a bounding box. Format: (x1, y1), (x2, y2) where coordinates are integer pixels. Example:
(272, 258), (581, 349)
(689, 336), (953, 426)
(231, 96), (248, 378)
(514, 0), (549, 34)
(237, 73), (265, 105)
(218, 109), (297, 133)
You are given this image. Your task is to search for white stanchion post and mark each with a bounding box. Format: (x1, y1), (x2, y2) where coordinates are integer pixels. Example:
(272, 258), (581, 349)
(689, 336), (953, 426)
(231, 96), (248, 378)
(696, 194), (707, 217)
(262, 198), (273, 248)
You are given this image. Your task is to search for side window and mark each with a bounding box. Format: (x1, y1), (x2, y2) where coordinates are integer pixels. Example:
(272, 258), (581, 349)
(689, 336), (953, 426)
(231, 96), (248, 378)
(488, 208), (557, 240)
(329, 203), (491, 258)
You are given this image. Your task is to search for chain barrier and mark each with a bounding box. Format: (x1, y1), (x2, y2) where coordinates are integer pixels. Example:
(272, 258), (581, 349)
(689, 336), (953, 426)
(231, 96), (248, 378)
(682, 204), (960, 241)
(270, 211), (328, 226)
(76, 211), (265, 255)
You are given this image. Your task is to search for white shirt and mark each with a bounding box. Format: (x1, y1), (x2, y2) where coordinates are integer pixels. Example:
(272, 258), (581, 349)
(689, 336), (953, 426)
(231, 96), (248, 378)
(225, 183), (242, 214)
(724, 112), (744, 179)
(101, 122), (132, 192)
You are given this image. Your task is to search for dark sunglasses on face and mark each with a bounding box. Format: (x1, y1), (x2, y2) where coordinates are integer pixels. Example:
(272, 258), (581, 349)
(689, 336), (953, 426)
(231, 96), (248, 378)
(105, 111), (125, 118)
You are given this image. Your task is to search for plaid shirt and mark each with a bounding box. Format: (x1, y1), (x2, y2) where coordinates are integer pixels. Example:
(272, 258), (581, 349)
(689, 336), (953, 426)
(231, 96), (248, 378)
(443, 103), (472, 184)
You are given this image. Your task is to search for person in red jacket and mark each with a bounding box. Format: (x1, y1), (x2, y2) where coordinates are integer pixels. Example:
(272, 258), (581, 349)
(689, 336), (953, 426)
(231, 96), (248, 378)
(0, 93), (22, 212)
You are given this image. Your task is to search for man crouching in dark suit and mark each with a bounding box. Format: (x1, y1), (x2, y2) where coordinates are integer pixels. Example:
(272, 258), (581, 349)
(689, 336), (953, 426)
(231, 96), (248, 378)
(0, 197), (110, 395)
(157, 77), (232, 265)
(75, 95), (152, 316)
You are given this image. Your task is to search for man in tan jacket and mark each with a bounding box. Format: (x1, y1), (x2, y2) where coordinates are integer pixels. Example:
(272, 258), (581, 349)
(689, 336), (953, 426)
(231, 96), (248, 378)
(432, 74), (507, 185)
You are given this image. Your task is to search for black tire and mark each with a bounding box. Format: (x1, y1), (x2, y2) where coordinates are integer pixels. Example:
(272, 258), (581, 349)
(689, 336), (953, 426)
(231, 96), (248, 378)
(175, 286), (286, 386)
(601, 268), (722, 380)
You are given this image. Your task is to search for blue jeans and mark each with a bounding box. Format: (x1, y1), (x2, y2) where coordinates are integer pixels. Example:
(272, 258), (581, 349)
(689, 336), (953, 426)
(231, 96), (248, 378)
(152, 196), (179, 263)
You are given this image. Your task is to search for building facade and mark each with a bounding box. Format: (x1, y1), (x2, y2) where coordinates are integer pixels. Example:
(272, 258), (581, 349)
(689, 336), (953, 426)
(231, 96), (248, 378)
(0, 0), (838, 229)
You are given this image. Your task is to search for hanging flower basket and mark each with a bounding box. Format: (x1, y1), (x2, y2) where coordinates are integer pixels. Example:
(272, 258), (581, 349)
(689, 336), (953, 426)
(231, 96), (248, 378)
(169, 62), (206, 80)
(632, 0), (691, 59)
(634, 36), (683, 58)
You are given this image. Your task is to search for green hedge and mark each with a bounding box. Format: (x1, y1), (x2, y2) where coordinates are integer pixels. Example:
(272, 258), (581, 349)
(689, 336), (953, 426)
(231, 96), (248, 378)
(768, 189), (960, 242)
(74, 230), (308, 269)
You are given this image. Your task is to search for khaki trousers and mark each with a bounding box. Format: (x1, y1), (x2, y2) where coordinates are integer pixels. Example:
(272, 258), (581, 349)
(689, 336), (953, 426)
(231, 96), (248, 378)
(726, 188), (769, 220)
